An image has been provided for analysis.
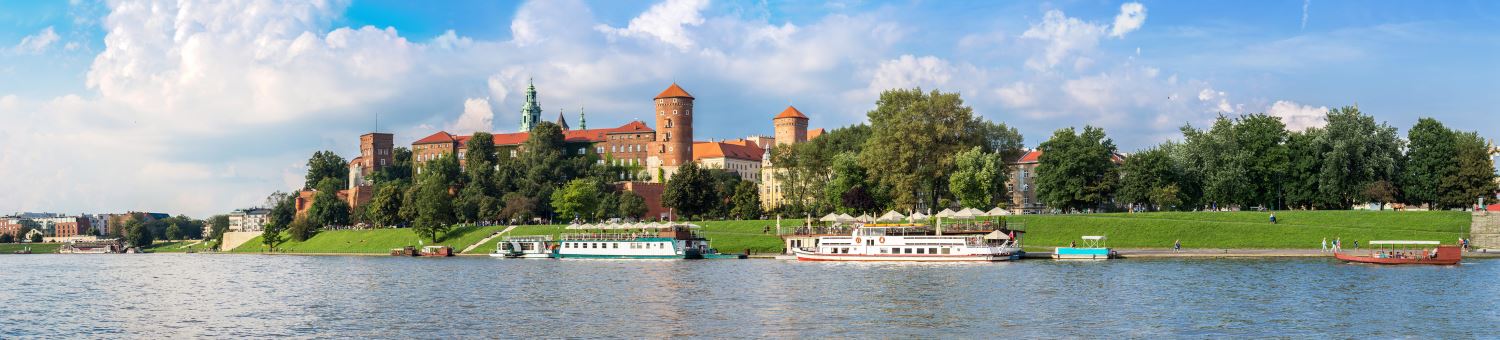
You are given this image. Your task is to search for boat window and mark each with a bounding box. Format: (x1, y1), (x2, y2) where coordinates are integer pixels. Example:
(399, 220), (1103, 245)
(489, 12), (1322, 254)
(917, 248), (926, 254)
(941, 248), (951, 254)
(613, 243), (619, 249)
(879, 248), (888, 254)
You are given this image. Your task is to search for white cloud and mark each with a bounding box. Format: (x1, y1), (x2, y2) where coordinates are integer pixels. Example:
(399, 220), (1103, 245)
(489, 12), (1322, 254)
(867, 55), (954, 92)
(1267, 100), (1328, 131)
(431, 30), (473, 49)
(996, 81), (1036, 108)
(1021, 10), (1106, 71)
(1110, 3), (1147, 38)
(450, 98), (495, 134)
(14, 26), (60, 53)
(1302, 0), (1311, 30)
(595, 0), (709, 51)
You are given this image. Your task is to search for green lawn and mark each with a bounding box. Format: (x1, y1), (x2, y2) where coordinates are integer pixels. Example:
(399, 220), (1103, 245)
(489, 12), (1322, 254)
(222, 211), (1473, 254)
(0, 243), (61, 254)
(145, 240), (215, 253)
(230, 225), (506, 254)
(1006, 210), (1469, 250)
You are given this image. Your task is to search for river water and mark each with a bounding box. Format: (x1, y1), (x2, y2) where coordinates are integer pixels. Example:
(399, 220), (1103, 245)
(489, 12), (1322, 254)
(1, 255), (1496, 338)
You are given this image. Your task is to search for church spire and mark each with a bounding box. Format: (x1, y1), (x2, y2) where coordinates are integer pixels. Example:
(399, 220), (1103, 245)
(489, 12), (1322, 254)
(556, 108), (570, 130)
(579, 106), (586, 130)
(519, 78), (542, 132)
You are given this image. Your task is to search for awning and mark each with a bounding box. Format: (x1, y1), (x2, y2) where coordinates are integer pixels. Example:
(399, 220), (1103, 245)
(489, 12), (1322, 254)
(1082, 236), (1105, 240)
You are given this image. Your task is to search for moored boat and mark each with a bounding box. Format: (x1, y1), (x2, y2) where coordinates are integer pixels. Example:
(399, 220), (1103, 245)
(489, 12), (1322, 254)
(553, 223), (743, 259)
(1334, 240), (1460, 265)
(791, 223), (1023, 262)
(492, 235), (553, 258)
(1053, 235), (1115, 260)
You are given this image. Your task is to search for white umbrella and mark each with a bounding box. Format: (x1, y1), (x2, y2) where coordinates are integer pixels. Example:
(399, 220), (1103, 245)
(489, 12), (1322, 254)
(952, 208), (978, 219)
(877, 211), (906, 221)
(838, 213), (856, 222)
(565, 224), (587, 230)
(986, 207), (1012, 216)
(935, 208), (957, 218)
(856, 214), (874, 222)
(819, 213), (842, 222)
(909, 211), (929, 220)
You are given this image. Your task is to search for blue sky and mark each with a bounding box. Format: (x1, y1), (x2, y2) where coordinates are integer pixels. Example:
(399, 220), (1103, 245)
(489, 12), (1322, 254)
(0, 0), (1497, 217)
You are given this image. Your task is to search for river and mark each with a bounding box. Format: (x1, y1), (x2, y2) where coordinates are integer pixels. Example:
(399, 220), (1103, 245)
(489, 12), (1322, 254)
(1, 255), (1496, 338)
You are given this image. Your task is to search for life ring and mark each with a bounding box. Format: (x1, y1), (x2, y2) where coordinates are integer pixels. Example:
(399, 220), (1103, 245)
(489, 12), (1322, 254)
(854, 237), (862, 243)
(878, 237), (886, 244)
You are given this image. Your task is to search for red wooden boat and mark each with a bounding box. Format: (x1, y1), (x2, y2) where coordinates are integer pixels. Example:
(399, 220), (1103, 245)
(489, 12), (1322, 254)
(1334, 240), (1461, 265)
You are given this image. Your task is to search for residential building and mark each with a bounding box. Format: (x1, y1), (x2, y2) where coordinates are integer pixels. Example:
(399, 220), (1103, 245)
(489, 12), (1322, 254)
(228, 208), (270, 232)
(1006, 149), (1127, 214)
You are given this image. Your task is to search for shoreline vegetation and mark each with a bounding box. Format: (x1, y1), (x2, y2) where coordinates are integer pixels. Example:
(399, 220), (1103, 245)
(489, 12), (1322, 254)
(199, 210), (1474, 256)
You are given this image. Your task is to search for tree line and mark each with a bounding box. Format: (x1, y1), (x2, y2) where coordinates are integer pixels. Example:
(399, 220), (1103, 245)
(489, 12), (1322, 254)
(1044, 106), (1497, 212)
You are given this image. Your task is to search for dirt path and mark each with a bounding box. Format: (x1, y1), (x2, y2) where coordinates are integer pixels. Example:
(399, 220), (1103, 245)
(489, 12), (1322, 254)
(461, 225), (517, 254)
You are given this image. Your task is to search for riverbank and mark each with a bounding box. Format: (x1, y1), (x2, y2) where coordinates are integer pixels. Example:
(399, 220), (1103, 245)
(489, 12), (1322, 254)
(218, 210), (1469, 255)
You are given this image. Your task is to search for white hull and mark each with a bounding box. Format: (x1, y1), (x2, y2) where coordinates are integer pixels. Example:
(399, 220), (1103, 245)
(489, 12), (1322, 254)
(490, 252), (551, 259)
(792, 248), (1018, 262)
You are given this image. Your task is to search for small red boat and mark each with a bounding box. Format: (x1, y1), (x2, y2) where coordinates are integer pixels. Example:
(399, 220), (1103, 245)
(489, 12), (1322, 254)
(1335, 240), (1461, 265)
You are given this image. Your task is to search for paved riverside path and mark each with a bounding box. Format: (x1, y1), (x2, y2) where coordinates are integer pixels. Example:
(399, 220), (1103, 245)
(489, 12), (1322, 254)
(461, 225), (517, 254)
(1116, 248), (1326, 258)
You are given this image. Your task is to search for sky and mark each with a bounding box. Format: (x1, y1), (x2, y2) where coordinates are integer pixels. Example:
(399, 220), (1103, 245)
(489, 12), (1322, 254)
(1, 0), (1497, 217)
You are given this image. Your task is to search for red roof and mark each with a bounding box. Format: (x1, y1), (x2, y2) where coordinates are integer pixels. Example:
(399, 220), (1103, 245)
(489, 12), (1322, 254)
(413, 131), (458, 145)
(654, 83), (694, 99)
(807, 128), (826, 140)
(693, 141), (764, 161)
(773, 106), (808, 120)
(491, 132), (529, 145)
(1014, 150), (1042, 164)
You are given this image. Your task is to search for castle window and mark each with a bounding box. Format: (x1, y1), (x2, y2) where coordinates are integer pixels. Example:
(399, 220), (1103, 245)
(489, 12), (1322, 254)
(666, 119), (673, 128)
(578, 147), (586, 155)
(673, 98), (679, 103)
(672, 110), (678, 115)
(664, 133), (671, 141)
(510, 150), (518, 157)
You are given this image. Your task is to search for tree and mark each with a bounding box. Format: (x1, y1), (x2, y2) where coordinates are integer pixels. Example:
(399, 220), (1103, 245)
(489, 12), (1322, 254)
(287, 216), (315, 242)
(1234, 114), (1290, 209)
(662, 162), (715, 219)
(458, 133), (500, 223)
(730, 181), (762, 220)
(263, 192), (294, 251)
(1402, 118), (1457, 208)
(208, 214), (230, 249)
(1035, 126), (1120, 212)
(366, 181), (406, 227)
(618, 191), (649, 220)
(1362, 180), (1398, 210)
(370, 147), (414, 184)
(501, 192), (537, 223)
(306, 178), (349, 233)
(1318, 106), (1402, 208)
(0, 233), (12, 243)
(304, 150), (348, 190)
(596, 192), (621, 221)
(30, 231), (44, 243)
(1441, 131), (1498, 208)
(948, 146), (1008, 209)
(412, 172), (456, 242)
(823, 152), (873, 213)
(516, 122), (577, 218)
(125, 218), (153, 248)
(551, 178), (603, 222)
(1118, 146), (1183, 211)
(165, 224), (182, 241)
(860, 88), (982, 211)
(1284, 128), (1331, 209)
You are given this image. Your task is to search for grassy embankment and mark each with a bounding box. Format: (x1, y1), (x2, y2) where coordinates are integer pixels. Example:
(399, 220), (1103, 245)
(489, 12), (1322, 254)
(144, 240), (216, 253)
(227, 211), (1471, 255)
(0, 243), (62, 253)
(1007, 210), (1468, 251)
(229, 224), (507, 254)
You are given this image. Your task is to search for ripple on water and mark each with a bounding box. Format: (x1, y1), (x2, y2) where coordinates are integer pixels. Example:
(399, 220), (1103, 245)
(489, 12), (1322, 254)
(1, 255), (1498, 337)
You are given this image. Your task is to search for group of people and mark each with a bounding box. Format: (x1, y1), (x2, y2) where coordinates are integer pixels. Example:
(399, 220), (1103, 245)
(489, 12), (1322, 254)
(1321, 237), (1359, 252)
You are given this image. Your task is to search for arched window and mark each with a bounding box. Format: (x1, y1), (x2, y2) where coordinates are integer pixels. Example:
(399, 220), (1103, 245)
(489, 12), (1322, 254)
(666, 119), (673, 128)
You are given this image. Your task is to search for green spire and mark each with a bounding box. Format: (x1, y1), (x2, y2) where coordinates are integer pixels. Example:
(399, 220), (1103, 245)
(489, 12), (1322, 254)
(519, 77), (541, 132)
(579, 106), (586, 130)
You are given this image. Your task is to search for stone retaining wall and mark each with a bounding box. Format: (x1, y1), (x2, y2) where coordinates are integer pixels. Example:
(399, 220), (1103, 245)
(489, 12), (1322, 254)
(1473, 211), (1500, 248)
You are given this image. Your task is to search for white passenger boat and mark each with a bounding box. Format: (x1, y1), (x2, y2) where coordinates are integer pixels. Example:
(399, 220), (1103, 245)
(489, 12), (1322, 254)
(791, 224), (1023, 262)
(491, 235), (553, 259)
(553, 223), (745, 259)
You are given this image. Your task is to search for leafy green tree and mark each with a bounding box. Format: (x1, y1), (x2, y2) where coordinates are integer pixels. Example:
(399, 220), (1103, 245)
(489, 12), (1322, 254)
(412, 167), (456, 241)
(287, 216), (315, 242)
(1284, 128), (1331, 209)
(823, 152), (872, 213)
(0, 233), (12, 243)
(125, 218), (153, 248)
(207, 214), (229, 249)
(306, 178), (349, 233)
(501, 192), (537, 224)
(1318, 106), (1403, 208)
(165, 224), (182, 241)
(596, 191), (621, 220)
(1035, 126), (1120, 212)
(366, 181), (406, 227)
(304, 150), (348, 190)
(1441, 131), (1498, 208)
(708, 170), (743, 219)
(948, 146), (1008, 209)
(1402, 118), (1457, 208)
(662, 162), (715, 219)
(618, 191), (649, 220)
(1234, 114), (1290, 209)
(29, 232), (43, 243)
(263, 192), (295, 251)
(457, 132), (500, 223)
(1118, 146), (1183, 211)
(517, 122), (577, 218)
(730, 181), (762, 220)
(551, 178), (603, 222)
(859, 88), (982, 211)
(370, 147), (414, 184)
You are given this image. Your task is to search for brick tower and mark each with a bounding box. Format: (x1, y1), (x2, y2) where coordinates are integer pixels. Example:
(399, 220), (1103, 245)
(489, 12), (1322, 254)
(649, 83), (695, 182)
(772, 105), (808, 146)
(350, 132), (393, 188)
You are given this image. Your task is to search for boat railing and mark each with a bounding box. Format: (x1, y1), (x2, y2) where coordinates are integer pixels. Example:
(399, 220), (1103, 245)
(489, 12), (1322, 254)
(503, 235), (553, 242)
(561, 233), (664, 241)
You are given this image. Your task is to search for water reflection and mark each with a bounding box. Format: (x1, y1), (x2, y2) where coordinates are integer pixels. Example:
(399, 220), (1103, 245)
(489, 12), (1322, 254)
(0, 255), (1495, 338)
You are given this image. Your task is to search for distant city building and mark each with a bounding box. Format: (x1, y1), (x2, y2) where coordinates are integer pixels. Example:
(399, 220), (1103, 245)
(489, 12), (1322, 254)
(229, 208), (270, 232)
(1005, 149), (1127, 214)
(694, 140), (765, 182)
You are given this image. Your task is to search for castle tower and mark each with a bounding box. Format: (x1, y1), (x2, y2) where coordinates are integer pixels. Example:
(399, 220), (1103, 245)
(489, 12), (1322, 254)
(772, 105), (809, 146)
(578, 106), (587, 130)
(519, 78), (542, 132)
(649, 83), (695, 182)
(555, 109), (570, 130)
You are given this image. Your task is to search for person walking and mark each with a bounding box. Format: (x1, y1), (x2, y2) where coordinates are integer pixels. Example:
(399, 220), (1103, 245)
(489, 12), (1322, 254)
(1174, 239), (1182, 252)
(1322, 238), (1328, 253)
(1270, 212), (1278, 224)
(1334, 237), (1342, 252)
